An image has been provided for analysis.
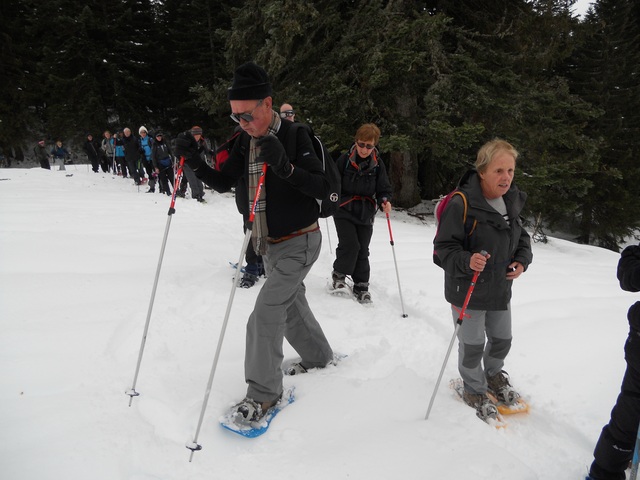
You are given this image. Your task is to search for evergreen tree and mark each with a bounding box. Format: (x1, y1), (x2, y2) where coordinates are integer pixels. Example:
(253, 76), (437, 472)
(25, 0), (115, 141)
(0, 0), (35, 159)
(163, 0), (239, 138)
(422, 0), (599, 237)
(568, 0), (640, 249)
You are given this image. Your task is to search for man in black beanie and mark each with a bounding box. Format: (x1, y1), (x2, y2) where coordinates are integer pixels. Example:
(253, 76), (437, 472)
(174, 62), (334, 426)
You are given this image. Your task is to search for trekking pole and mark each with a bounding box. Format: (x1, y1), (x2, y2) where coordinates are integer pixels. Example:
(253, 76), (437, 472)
(384, 204), (408, 318)
(126, 156), (186, 407)
(186, 162), (268, 461)
(630, 422), (640, 480)
(324, 218), (333, 253)
(425, 250), (488, 420)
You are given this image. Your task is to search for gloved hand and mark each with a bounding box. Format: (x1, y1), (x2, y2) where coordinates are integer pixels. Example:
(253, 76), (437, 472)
(622, 244), (640, 260)
(174, 132), (201, 169)
(256, 135), (293, 178)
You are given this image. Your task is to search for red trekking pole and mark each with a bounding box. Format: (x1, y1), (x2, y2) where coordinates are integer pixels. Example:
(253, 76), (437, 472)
(385, 207), (408, 317)
(126, 156), (186, 406)
(425, 250), (488, 420)
(186, 162), (268, 461)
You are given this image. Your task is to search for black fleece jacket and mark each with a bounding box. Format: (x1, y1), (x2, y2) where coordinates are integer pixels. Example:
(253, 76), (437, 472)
(188, 120), (329, 238)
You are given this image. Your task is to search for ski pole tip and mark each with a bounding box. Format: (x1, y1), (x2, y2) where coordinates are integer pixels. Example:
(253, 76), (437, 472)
(186, 441), (202, 452)
(125, 389), (140, 406)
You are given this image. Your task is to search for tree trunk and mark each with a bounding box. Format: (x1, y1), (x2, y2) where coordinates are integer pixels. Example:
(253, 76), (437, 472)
(389, 91), (420, 208)
(389, 150), (420, 208)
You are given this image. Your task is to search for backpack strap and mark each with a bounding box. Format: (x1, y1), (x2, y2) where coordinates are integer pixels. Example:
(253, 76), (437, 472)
(283, 123), (306, 159)
(454, 190), (478, 238)
(452, 191), (477, 239)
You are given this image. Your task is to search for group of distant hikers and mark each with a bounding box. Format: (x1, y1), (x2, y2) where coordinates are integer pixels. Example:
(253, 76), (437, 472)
(32, 126), (211, 202)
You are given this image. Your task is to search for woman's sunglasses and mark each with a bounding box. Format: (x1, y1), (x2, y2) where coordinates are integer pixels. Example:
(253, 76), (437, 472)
(356, 141), (375, 150)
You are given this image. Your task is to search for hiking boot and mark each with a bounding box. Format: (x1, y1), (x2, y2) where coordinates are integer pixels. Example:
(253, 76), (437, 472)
(353, 282), (372, 304)
(462, 390), (498, 421)
(284, 362), (308, 376)
(245, 262), (264, 278)
(146, 188), (155, 193)
(284, 353), (344, 376)
(487, 370), (520, 405)
(331, 271), (347, 290)
(239, 272), (259, 288)
(354, 290), (372, 304)
(233, 395), (280, 425)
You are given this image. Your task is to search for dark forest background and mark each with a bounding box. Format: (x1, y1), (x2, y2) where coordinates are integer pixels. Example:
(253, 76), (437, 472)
(1, 0), (639, 250)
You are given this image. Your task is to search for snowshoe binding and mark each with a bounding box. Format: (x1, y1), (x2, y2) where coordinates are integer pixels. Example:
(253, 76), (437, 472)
(486, 370), (528, 414)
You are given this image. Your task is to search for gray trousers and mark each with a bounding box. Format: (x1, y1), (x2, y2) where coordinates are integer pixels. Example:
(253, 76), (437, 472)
(245, 230), (333, 402)
(452, 305), (512, 395)
(182, 164), (203, 198)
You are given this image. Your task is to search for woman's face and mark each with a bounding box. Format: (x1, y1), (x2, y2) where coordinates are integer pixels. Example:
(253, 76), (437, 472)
(478, 151), (515, 199)
(355, 138), (375, 158)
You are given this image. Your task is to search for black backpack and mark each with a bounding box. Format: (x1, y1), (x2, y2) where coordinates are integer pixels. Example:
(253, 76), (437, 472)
(286, 124), (340, 218)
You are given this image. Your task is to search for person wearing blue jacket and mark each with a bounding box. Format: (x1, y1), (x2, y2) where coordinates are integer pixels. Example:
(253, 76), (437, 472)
(114, 131), (126, 177)
(138, 126), (156, 192)
(50, 140), (69, 171)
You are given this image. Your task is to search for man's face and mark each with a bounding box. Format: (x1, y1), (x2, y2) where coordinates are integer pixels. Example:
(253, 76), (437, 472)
(280, 104), (295, 122)
(230, 98), (272, 138)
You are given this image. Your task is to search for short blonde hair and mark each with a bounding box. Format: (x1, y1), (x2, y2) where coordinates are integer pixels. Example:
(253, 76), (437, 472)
(475, 138), (518, 173)
(355, 123), (381, 144)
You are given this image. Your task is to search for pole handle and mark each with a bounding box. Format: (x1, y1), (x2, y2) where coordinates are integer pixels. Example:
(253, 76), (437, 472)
(247, 162), (268, 226)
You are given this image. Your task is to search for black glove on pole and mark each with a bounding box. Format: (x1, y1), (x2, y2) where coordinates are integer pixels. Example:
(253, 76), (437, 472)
(174, 132), (202, 170)
(256, 135), (293, 178)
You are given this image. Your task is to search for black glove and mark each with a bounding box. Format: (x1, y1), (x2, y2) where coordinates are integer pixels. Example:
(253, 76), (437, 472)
(174, 132), (201, 169)
(256, 135), (293, 178)
(621, 245), (640, 261)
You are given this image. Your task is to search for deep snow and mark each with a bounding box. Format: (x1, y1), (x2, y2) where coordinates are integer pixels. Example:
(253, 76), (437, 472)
(0, 166), (632, 479)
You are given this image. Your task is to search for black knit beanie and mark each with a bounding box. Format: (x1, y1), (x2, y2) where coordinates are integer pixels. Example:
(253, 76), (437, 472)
(227, 62), (272, 100)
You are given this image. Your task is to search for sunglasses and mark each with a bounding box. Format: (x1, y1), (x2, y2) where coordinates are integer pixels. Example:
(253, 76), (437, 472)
(230, 99), (264, 124)
(280, 110), (295, 118)
(356, 141), (375, 150)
